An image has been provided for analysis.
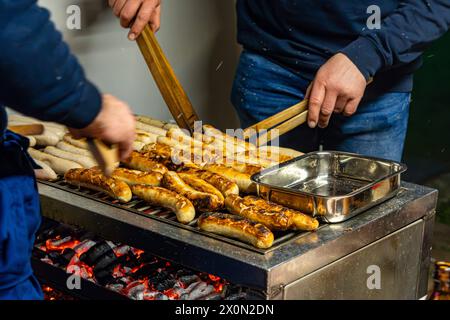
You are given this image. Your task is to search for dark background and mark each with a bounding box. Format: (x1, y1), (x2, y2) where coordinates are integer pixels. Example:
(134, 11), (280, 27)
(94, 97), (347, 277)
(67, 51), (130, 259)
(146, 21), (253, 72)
(404, 32), (450, 260)
(404, 33), (450, 182)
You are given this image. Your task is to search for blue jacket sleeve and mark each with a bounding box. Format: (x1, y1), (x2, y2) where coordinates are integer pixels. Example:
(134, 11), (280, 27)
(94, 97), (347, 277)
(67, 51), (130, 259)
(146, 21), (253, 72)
(0, 0), (101, 129)
(341, 0), (450, 80)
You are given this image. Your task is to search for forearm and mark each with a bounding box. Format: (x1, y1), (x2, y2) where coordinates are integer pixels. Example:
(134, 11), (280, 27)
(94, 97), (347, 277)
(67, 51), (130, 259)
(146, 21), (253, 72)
(341, 0), (450, 79)
(0, 0), (101, 129)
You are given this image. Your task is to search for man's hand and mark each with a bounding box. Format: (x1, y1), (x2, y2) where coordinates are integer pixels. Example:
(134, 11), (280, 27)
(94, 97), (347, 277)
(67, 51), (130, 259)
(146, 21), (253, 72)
(307, 53), (368, 129)
(108, 0), (161, 40)
(69, 94), (136, 160)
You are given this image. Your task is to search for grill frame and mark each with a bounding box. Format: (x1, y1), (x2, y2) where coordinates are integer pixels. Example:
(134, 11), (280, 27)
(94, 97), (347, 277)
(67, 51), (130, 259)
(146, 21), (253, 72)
(40, 179), (316, 254)
(38, 180), (438, 299)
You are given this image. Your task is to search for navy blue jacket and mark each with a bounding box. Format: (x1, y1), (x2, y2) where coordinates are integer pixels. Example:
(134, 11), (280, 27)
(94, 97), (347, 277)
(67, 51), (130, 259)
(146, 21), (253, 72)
(237, 0), (450, 95)
(0, 0), (101, 139)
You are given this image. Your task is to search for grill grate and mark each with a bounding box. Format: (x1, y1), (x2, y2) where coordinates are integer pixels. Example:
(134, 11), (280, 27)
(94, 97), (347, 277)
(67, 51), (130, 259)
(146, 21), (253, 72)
(39, 179), (320, 254)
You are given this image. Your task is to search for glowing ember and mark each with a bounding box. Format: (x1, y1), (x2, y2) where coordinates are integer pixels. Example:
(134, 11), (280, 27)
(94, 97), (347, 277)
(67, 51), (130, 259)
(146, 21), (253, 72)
(34, 219), (247, 300)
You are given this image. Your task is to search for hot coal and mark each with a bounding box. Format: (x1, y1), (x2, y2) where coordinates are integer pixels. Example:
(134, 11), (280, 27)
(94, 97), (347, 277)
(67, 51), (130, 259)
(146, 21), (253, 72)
(80, 241), (114, 266)
(34, 218), (248, 300)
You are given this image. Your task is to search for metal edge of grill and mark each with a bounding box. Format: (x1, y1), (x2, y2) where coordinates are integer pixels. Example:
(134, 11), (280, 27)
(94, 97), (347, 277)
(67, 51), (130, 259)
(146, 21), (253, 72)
(38, 179), (320, 255)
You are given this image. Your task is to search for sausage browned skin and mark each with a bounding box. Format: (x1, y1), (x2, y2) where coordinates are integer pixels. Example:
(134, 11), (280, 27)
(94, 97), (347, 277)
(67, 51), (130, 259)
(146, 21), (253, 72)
(162, 171), (222, 212)
(131, 185), (195, 224)
(122, 151), (168, 175)
(64, 168), (132, 203)
(225, 195), (319, 231)
(204, 164), (256, 194)
(178, 173), (225, 204)
(178, 168), (239, 197)
(111, 168), (163, 187)
(198, 213), (274, 249)
(241, 196), (319, 231)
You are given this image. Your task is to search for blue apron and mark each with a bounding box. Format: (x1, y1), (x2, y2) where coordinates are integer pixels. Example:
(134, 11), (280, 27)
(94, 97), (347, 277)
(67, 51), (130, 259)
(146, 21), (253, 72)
(0, 130), (43, 300)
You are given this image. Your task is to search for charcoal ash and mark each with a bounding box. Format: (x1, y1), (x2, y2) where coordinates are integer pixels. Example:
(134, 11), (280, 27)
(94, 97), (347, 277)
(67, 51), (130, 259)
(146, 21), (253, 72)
(178, 274), (200, 287)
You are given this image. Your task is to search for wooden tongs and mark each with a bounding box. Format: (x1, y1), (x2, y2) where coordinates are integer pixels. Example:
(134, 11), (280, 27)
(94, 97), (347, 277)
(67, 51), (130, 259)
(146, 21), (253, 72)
(86, 139), (119, 177)
(243, 100), (310, 147)
(136, 25), (199, 133)
(243, 78), (373, 146)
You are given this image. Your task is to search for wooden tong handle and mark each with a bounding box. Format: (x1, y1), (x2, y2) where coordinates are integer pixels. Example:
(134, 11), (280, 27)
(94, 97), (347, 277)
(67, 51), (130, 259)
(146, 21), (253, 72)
(86, 139), (119, 177)
(136, 25), (199, 132)
(243, 100), (309, 138)
(8, 124), (44, 136)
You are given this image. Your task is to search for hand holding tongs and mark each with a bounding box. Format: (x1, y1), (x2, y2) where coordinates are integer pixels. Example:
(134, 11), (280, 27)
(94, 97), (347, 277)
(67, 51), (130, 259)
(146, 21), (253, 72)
(243, 78), (373, 146)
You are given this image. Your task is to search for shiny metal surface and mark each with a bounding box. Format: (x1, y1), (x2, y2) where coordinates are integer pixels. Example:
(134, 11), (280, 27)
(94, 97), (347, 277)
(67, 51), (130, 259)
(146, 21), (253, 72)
(38, 181), (437, 299)
(252, 151), (407, 223)
(283, 220), (424, 299)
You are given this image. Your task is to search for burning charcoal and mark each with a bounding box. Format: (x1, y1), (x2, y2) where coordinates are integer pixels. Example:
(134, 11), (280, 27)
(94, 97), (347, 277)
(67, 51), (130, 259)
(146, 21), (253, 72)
(155, 279), (177, 292)
(133, 262), (160, 279)
(36, 219), (60, 242)
(125, 281), (147, 300)
(48, 248), (75, 267)
(40, 256), (54, 265)
(93, 250), (118, 273)
(94, 269), (114, 286)
(106, 283), (124, 293)
(80, 241), (114, 266)
(201, 292), (222, 300)
(184, 281), (202, 294)
(154, 293), (169, 300)
(73, 240), (96, 257)
(147, 270), (173, 289)
(134, 251), (157, 264)
(32, 248), (47, 260)
(178, 275), (200, 287)
(187, 282), (215, 300)
(113, 245), (131, 257)
(176, 269), (196, 278)
(225, 292), (247, 300)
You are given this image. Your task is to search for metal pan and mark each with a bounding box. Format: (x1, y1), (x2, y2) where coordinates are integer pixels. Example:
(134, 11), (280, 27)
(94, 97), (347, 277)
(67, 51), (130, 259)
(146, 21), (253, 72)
(251, 151), (407, 223)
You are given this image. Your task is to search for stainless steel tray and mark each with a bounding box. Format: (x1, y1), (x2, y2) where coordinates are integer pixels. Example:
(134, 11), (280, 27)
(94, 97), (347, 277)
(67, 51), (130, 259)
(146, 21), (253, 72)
(251, 151), (407, 223)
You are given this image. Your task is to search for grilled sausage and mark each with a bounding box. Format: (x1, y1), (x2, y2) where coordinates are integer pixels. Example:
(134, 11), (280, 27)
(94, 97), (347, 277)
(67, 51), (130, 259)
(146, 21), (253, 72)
(44, 146), (97, 168)
(225, 195), (319, 231)
(34, 159), (58, 181)
(136, 130), (159, 145)
(28, 148), (82, 175)
(178, 173), (225, 204)
(111, 168), (162, 187)
(65, 168), (132, 203)
(258, 146), (303, 159)
(198, 213), (274, 249)
(56, 141), (92, 157)
(135, 115), (167, 128)
(31, 130), (60, 146)
(179, 168), (239, 197)
(133, 141), (146, 151)
(241, 196), (319, 231)
(227, 162), (263, 175)
(122, 151), (168, 175)
(131, 185), (195, 224)
(136, 121), (167, 136)
(26, 136), (36, 147)
(162, 171), (222, 212)
(204, 164), (256, 194)
(203, 124), (256, 151)
(63, 134), (89, 150)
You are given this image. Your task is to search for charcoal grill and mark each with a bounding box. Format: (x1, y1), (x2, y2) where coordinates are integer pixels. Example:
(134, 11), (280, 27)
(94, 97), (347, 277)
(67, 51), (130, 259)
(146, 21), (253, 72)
(37, 179), (437, 299)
